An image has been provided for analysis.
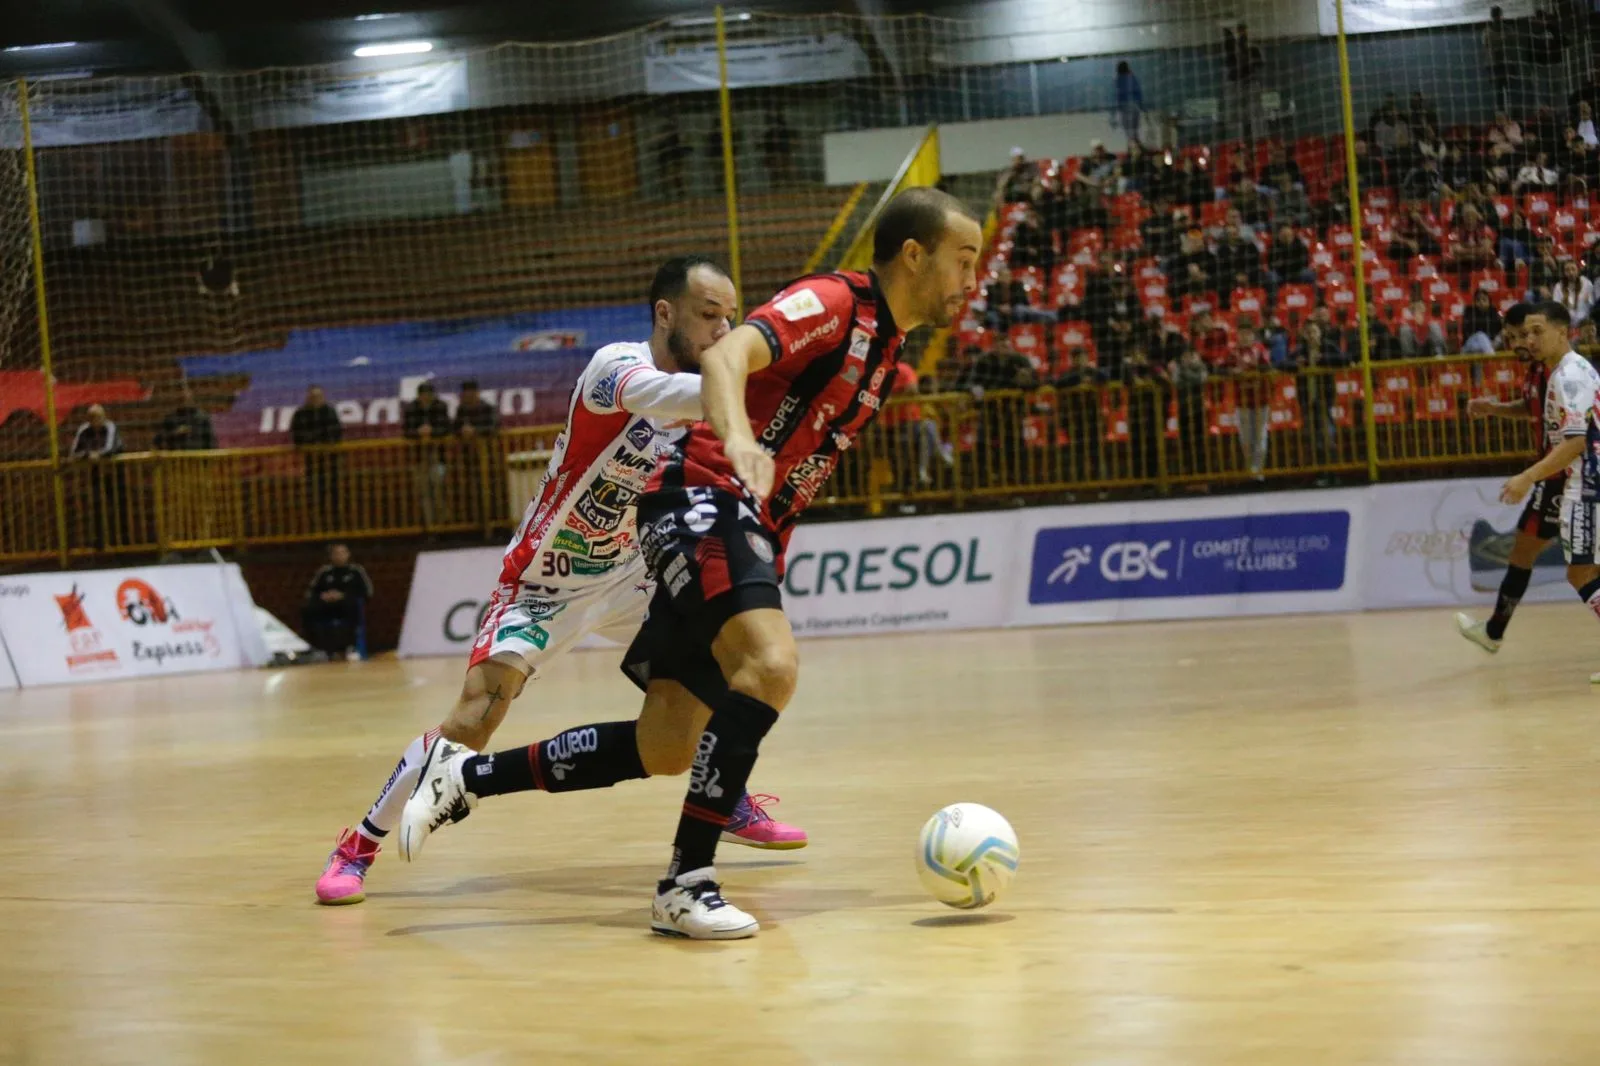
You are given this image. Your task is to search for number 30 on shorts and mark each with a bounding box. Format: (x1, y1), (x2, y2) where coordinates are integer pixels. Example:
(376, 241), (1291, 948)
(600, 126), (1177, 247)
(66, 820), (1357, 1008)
(539, 552), (573, 578)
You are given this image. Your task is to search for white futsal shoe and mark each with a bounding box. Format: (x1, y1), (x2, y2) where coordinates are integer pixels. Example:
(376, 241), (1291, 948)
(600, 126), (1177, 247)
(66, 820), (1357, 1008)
(1454, 612), (1501, 654)
(651, 868), (759, 940)
(398, 738), (479, 861)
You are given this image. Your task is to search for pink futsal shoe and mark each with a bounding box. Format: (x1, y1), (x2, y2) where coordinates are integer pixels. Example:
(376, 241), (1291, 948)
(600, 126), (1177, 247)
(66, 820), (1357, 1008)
(315, 827), (379, 905)
(722, 793), (808, 850)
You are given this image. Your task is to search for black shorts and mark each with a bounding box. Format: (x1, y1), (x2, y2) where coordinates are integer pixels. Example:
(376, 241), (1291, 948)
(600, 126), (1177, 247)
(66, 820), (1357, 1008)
(619, 486), (783, 706)
(1518, 475), (1565, 541)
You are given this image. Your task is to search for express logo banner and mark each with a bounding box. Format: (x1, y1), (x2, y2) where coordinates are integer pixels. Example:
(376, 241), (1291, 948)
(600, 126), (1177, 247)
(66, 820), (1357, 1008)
(1028, 511), (1351, 604)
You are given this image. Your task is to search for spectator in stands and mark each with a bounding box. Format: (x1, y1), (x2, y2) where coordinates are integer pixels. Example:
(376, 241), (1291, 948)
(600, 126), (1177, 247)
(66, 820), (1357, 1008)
(1167, 228), (1218, 299)
(404, 381), (453, 528)
(1388, 124), (1421, 179)
(1484, 7), (1513, 112)
(984, 264), (1055, 329)
(1010, 205), (1055, 275)
(1258, 142), (1303, 192)
(290, 385), (343, 530)
(1515, 151), (1560, 193)
(1397, 299), (1447, 357)
(1352, 138), (1387, 190)
(1140, 195), (1182, 259)
(1112, 61), (1144, 149)
(1176, 156), (1213, 211)
(1000, 147), (1034, 203)
(1228, 323), (1273, 480)
(154, 383), (216, 451)
(70, 404), (125, 550)
(1266, 225), (1313, 292)
(957, 341), (1036, 394)
(300, 542), (373, 662)
(1410, 92), (1441, 136)
(1447, 204), (1499, 274)
(1389, 204), (1443, 261)
(1460, 289), (1504, 353)
(1498, 210), (1535, 272)
(1273, 175), (1311, 228)
(1293, 322), (1344, 474)
(1215, 220), (1264, 297)
(1369, 95), (1407, 155)
(1530, 105), (1562, 157)
(1314, 182), (1352, 234)
(453, 378), (500, 523)
(1530, 240), (1563, 298)
(1060, 180), (1111, 235)
(1143, 151), (1175, 203)
(1563, 126), (1599, 188)
(1579, 102), (1599, 147)
(197, 253), (239, 299)
(1087, 267), (1142, 374)
(1121, 139), (1156, 193)
(1077, 141), (1112, 186)
(1401, 155), (1447, 208)
(1192, 309), (1232, 367)
(1416, 124), (1447, 164)
(1168, 340), (1210, 474)
(1489, 110), (1524, 152)
(1227, 179), (1271, 229)
(1443, 143), (1479, 190)
(1551, 259), (1595, 323)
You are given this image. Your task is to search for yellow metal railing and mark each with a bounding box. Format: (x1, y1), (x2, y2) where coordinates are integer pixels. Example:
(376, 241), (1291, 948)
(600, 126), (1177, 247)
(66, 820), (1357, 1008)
(0, 354), (1540, 566)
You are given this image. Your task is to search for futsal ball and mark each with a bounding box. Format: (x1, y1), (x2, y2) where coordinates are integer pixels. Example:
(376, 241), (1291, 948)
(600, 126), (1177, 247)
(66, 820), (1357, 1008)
(916, 803), (1020, 909)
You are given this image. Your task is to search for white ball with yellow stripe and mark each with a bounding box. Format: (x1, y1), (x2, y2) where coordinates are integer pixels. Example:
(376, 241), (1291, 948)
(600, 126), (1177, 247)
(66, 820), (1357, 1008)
(916, 802), (1020, 909)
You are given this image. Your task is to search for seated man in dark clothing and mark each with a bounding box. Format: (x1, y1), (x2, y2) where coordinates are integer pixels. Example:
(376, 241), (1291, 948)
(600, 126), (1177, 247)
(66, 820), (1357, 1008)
(301, 542), (375, 661)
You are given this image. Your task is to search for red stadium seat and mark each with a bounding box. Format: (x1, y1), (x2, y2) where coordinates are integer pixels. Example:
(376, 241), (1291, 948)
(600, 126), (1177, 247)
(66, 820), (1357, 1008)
(1269, 376), (1303, 432)
(1414, 385), (1459, 421)
(1101, 389), (1131, 443)
(1053, 321), (1097, 367)
(1276, 283), (1315, 330)
(1231, 286), (1269, 320)
(1008, 323), (1049, 373)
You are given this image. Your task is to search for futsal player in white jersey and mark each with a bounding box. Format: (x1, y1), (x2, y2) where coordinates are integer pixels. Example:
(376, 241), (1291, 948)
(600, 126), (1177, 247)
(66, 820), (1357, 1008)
(1497, 301), (1600, 681)
(314, 256), (806, 905)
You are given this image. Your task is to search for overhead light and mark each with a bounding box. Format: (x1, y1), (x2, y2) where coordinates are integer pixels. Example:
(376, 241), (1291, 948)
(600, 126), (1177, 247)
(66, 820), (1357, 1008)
(352, 41), (433, 57)
(669, 11), (752, 27)
(353, 13), (396, 20)
(5, 41), (78, 53)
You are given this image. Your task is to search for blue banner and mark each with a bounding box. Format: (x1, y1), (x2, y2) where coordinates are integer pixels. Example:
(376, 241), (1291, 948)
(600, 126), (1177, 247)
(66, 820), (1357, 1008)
(1028, 511), (1351, 604)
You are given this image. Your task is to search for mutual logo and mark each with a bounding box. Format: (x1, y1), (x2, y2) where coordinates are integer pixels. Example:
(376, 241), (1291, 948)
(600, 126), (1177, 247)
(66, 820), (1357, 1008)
(546, 727), (597, 763)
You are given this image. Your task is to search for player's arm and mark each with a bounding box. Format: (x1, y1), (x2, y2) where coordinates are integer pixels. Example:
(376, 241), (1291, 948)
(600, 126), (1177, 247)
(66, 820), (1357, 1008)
(616, 365), (705, 423)
(1501, 435), (1586, 503)
(700, 324), (776, 499)
(1468, 396), (1530, 419)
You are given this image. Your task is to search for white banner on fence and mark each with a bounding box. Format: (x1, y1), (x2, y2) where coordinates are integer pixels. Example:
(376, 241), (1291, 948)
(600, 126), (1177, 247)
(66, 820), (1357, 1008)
(250, 60), (470, 131)
(0, 563), (270, 688)
(644, 32), (870, 94)
(0, 84), (206, 149)
(1362, 476), (1573, 609)
(1319, 0), (1531, 35)
(397, 546), (504, 659)
(0, 634), (17, 690)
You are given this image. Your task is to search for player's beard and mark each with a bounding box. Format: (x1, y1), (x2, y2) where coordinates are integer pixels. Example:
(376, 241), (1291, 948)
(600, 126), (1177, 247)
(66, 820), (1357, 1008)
(667, 326), (702, 372)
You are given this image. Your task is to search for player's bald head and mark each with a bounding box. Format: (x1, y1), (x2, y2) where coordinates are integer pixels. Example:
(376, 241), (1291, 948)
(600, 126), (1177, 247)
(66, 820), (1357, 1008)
(872, 187), (981, 268)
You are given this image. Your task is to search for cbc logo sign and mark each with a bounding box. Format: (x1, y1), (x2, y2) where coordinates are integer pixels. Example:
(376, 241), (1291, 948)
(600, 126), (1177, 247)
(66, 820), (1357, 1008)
(1047, 541), (1173, 585)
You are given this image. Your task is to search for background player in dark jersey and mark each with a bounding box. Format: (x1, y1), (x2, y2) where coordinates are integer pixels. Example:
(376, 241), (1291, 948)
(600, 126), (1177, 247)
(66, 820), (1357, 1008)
(401, 187), (982, 939)
(1457, 303), (1554, 652)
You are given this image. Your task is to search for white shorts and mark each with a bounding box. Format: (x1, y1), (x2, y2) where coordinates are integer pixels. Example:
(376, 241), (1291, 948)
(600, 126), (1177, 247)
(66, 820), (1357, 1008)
(469, 575), (651, 676)
(1559, 495), (1598, 565)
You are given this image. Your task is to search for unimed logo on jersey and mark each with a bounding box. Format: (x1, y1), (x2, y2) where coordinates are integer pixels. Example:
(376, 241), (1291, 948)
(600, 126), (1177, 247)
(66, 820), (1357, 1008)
(1028, 511), (1351, 604)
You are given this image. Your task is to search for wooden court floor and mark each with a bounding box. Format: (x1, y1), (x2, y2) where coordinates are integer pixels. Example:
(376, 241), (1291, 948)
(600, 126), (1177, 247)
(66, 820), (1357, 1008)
(4, 605), (1600, 1065)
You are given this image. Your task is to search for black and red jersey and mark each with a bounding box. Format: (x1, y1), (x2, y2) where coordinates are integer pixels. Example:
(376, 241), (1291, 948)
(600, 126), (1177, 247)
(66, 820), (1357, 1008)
(650, 270), (906, 548)
(1525, 359), (1551, 458)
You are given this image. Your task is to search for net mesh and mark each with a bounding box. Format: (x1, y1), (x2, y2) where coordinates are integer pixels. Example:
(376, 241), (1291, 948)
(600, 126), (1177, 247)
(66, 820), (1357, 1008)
(0, 4), (1595, 556)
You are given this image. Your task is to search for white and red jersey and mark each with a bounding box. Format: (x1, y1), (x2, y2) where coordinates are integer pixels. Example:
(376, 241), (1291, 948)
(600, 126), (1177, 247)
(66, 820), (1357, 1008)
(494, 341), (702, 593)
(1544, 350), (1600, 500)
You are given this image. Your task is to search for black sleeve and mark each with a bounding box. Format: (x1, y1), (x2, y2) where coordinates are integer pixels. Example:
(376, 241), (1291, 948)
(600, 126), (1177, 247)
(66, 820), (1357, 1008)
(198, 415), (217, 451)
(401, 403), (421, 438)
(289, 409), (311, 446)
(305, 565), (332, 601)
(353, 565), (375, 600)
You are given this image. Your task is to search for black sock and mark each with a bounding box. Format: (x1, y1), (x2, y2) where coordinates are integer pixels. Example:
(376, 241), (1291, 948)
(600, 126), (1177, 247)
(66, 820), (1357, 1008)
(1486, 564), (1533, 640)
(463, 721), (648, 798)
(1578, 577), (1600, 620)
(662, 692), (779, 886)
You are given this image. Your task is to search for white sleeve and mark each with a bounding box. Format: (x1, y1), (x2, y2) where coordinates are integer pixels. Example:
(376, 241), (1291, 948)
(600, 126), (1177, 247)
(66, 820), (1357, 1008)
(579, 343), (703, 420)
(616, 365), (704, 421)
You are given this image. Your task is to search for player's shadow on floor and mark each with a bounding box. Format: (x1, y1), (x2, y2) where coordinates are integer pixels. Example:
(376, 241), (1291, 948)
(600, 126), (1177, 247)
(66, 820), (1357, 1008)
(378, 859), (926, 937)
(911, 913), (1015, 929)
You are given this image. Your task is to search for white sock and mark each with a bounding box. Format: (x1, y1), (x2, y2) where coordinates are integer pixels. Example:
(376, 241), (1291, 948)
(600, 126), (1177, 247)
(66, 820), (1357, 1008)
(356, 728), (438, 844)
